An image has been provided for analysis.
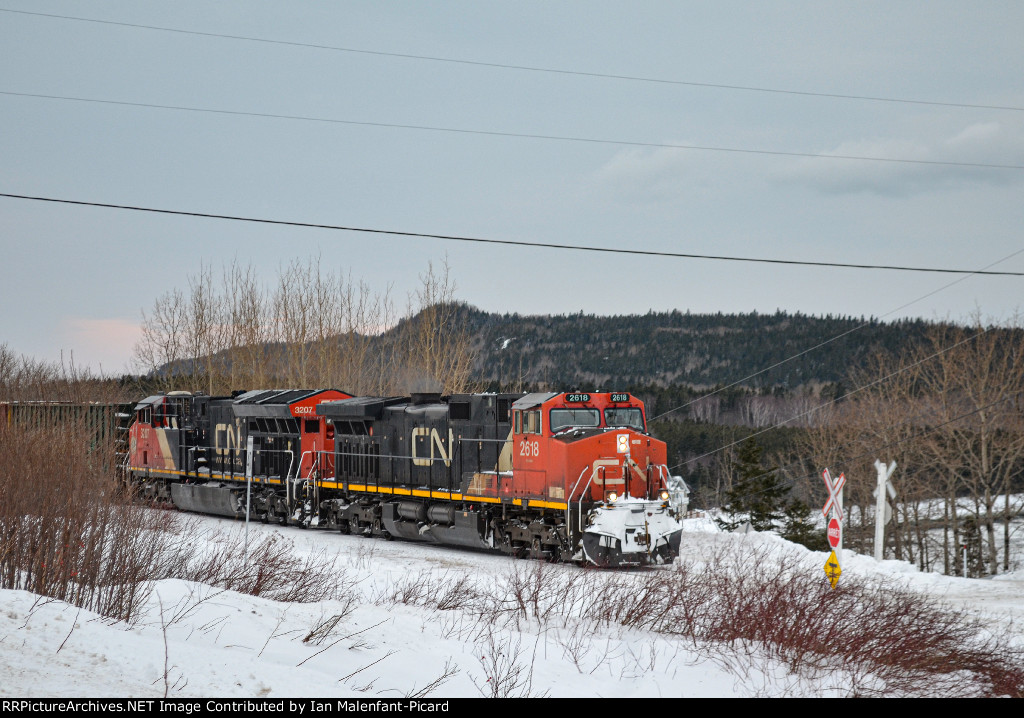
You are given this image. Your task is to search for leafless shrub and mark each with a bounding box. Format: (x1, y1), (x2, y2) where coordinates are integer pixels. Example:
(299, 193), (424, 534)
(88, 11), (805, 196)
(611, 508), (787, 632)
(297, 618), (389, 668)
(470, 632), (548, 698)
(372, 568), (486, 614)
(159, 530), (347, 603)
(493, 561), (589, 626)
(464, 542), (1023, 696)
(434, 573), (484, 612)
(155, 583), (227, 629)
(304, 612), (346, 646)
(1, 419), (356, 627)
(0, 422), (170, 623)
(349, 543), (378, 571)
(405, 658), (460, 698)
(372, 570), (430, 606)
(435, 613), (491, 643)
(154, 593), (188, 697)
(645, 543), (1024, 697)
(0, 344), (135, 402)
(554, 623), (592, 673)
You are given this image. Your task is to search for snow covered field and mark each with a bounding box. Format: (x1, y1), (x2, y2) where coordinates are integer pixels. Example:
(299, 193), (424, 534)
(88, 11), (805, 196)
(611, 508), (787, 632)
(1, 513), (1021, 699)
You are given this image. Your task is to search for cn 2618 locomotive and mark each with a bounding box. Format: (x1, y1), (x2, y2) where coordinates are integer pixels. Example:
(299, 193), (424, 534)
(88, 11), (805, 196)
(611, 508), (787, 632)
(127, 389), (684, 567)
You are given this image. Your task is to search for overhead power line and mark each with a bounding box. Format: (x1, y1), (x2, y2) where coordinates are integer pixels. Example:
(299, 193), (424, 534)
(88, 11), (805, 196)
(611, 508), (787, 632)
(3, 192), (1024, 277)
(4, 90), (1024, 171)
(649, 245), (1024, 422)
(696, 385), (1024, 510)
(667, 324), (995, 474)
(4, 7), (1023, 113)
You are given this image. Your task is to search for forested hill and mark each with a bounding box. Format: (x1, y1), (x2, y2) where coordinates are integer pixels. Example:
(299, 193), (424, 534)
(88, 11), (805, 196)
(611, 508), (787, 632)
(460, 308), (934, 391)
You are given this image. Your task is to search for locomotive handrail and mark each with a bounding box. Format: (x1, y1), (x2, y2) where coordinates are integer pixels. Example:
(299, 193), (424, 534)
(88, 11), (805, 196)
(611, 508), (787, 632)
(648, 463), (666, 500)
(574, 467), (601, 544)
(285, 449), (295, 481)
(568, 466), (589, 505)
(296, 450), (312, 480)
(186, 446), (198, 479)
(568, 466), (589, 545)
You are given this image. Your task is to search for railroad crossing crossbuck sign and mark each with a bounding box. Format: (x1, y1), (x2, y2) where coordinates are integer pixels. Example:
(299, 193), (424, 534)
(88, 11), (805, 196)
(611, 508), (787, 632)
(821, 468), (845, 589)
(821, 468), (845, 521)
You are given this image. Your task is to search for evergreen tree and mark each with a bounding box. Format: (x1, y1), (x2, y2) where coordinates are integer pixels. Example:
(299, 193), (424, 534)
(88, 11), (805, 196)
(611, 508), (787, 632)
(959, 517), (986, 578)
(781, 498), (826, 550)
(715, 436), (789, 532)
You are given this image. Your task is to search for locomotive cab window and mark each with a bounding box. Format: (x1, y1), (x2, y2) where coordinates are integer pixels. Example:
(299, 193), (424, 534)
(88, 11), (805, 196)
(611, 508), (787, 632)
(604, 408), (645, 431)
(549, 408), (600, 432)
(522, 409), (542, 435)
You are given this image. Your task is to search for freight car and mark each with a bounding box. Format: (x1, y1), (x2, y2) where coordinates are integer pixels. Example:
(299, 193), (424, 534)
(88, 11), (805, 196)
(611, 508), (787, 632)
(1, 400), (133, 472)
(126, 389), (684, 567)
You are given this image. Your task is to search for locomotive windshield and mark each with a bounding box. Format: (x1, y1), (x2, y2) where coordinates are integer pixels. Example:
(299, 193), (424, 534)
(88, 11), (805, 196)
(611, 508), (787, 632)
(604, 408), (645, 431)
(549, 408), (600, 432)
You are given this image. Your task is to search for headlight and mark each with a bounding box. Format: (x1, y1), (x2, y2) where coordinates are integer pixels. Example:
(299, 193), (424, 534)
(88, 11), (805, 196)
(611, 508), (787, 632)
(607, 492), (618, 503)
(659, 489), (670, 501)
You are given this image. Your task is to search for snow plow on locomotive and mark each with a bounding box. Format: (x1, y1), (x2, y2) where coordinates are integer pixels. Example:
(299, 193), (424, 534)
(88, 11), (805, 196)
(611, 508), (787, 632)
(126, 389), (684, 567)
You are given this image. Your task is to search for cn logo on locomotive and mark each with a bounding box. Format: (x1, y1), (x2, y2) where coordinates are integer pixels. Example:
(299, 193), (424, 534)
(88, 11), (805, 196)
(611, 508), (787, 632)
(411, 427), (455, 467)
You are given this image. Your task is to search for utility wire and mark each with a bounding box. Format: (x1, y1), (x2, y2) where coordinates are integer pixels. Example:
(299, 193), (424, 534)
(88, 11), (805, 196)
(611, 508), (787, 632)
(3, 192), (1024, 277)
(4, 7), (1023, 113)
(699, 385), (1024, 511)
(666, 324), (995, 474)
(5, 90), (1024, 172)
(649, 246), (1024, 422)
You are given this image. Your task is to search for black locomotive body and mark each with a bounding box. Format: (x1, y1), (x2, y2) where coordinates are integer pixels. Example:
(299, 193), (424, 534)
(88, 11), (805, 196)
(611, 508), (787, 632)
(316, 392), (521, 552)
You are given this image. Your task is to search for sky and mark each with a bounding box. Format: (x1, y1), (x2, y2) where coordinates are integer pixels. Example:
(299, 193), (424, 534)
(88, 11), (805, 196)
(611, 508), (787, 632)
(2, 2), (1024, 374)
(1, 513), (1021, 698)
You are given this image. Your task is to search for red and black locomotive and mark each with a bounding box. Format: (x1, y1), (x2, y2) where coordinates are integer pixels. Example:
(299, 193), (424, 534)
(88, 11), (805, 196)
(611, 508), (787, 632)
(127, 388), (684, 566)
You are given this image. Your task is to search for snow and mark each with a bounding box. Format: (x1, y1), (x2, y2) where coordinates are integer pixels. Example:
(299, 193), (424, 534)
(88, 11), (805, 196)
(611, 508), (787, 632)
(1, 513), (1022, 699)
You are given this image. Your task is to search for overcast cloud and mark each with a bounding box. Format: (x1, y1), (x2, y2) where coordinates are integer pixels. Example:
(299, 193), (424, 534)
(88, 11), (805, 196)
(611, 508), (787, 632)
(2, 2), (1023, 372)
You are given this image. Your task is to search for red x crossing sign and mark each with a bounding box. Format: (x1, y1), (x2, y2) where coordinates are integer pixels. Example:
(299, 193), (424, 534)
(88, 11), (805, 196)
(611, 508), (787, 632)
(822, 468), (845, 521)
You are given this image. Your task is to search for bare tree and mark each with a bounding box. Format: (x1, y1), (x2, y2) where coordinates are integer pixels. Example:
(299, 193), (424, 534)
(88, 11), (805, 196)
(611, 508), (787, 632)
(393, 259), (477, 395)
(221, 259), (271, 392)
(184, 264), (223, 395)
(690, 395), (721, 423)
(134, 287), (188, 390)
(914, 315), (1024, 575)
(801, 314), (1024, 575)
(133, 256), (477, 399)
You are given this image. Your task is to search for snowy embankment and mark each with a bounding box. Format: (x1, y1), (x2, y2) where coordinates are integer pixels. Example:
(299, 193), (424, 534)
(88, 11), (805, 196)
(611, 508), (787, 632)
(1, 513), (1021, 698)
